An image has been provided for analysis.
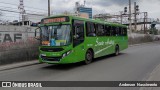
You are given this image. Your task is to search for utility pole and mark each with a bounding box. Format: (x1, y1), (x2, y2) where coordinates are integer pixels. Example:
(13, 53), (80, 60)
(84, 0), (86, 6)
(48, 0), (50, 16)
(129, 0), (132, 34)
(134, 2), (137, 32)
(120, 11), (123, 24)
(18, 0), (25, 26)
(143, 12), (148, 34)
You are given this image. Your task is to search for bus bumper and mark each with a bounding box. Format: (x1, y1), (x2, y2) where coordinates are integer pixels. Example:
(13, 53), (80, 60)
(38, 53), (83, 64)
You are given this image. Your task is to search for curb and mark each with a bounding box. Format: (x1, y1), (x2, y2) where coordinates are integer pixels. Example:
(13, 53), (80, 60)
(0, 60), (40, 71)
(129, 41), (160, 47)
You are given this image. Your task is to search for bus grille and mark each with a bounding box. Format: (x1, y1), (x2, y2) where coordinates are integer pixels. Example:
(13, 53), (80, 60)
(41, 56), (61, 62)
(40, 48), (64, 52)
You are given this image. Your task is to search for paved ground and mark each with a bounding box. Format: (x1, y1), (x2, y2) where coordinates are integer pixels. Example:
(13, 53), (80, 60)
(0, 41), (160, 90)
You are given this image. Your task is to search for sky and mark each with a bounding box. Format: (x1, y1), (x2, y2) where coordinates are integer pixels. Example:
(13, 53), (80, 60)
(0, 0), (160, 22)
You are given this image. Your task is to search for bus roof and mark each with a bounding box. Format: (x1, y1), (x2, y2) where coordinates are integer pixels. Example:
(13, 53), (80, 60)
(43, 15), (127, 28)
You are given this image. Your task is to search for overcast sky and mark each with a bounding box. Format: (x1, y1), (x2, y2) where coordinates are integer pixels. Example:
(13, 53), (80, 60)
(0, 0), (160, 21)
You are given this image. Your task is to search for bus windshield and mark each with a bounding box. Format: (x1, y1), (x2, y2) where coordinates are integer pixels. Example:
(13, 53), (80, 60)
(41, 24), (71, 46)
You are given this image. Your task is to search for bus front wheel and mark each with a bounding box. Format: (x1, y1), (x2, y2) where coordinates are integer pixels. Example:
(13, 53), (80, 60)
(84, 50), (93, 64)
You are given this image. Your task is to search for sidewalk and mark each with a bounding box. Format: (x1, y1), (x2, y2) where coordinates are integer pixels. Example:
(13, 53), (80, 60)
(0, 60), (40, 71)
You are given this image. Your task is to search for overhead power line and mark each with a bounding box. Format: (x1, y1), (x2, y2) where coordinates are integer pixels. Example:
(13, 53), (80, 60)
(0, 8), (46, 16)
(0, 1), (47, 11)
(0, 6), (47, 14)
(3, 15), (43, 20)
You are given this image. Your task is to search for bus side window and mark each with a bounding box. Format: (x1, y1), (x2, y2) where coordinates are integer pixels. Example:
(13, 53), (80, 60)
(110, 26), (113, 36)
(101, 24), (105, 36)
(116, 27), (120, 36)
(122, 28), (127, 36)
(86, 22), (90, 36)
(105, 25), (110, 36)
(124, 28), (127, 36)
(96, 24), (105, 36)
(91, 23), (96, 36)
(112, 26), (116, 36)
(119, 27), (122, 36)
(122, 28), (124, 36)
(75, 26), (84, 39)
(86, 22), (96, 37)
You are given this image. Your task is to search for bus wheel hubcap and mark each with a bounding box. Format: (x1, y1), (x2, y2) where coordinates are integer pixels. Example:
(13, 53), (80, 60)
(116, 48), (119, 55)
(87, 51), (92, 62)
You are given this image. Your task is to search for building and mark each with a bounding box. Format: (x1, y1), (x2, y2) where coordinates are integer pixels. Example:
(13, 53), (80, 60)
(27, 14), (47, 23)
(75, 2), (92, 19)
(77, 7), (92, 19)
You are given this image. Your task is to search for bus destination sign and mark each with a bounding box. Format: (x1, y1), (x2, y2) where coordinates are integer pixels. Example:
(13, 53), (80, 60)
(42, 17), (69, 24)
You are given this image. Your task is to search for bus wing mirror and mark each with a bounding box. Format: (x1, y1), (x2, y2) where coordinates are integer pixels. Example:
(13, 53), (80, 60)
(35, 27), (41, 40)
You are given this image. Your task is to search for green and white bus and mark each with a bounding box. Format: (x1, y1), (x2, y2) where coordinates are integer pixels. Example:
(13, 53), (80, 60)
(35, 15), (128, 64)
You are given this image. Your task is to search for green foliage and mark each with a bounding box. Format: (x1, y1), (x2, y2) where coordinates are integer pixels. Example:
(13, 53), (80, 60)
(149, 28), (158, 35)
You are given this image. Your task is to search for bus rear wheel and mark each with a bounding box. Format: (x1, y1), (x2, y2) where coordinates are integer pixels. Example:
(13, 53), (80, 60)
(115, 46), (119, 56)
(84, 50), (93, 64)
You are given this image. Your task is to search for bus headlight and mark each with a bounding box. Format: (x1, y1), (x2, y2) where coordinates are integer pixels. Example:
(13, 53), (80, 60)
(41, 54), (46, 57)
(62, 50), (72, 58)
(62, 53), (67, 58)
(67, 51), (71, 55)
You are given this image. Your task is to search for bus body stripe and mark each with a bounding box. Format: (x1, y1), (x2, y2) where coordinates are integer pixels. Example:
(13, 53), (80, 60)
(95, 45), (113, 55)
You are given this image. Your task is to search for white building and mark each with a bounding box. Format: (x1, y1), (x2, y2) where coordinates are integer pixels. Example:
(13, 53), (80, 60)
(27, 14), (47, 23)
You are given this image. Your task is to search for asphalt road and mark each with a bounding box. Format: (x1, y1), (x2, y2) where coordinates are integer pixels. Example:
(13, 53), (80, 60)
(1, 42), (160, 90)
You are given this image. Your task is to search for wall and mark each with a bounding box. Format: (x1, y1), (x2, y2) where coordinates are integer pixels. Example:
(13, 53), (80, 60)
(128, 33), (160, 45)
(0, 25), (40, 65)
